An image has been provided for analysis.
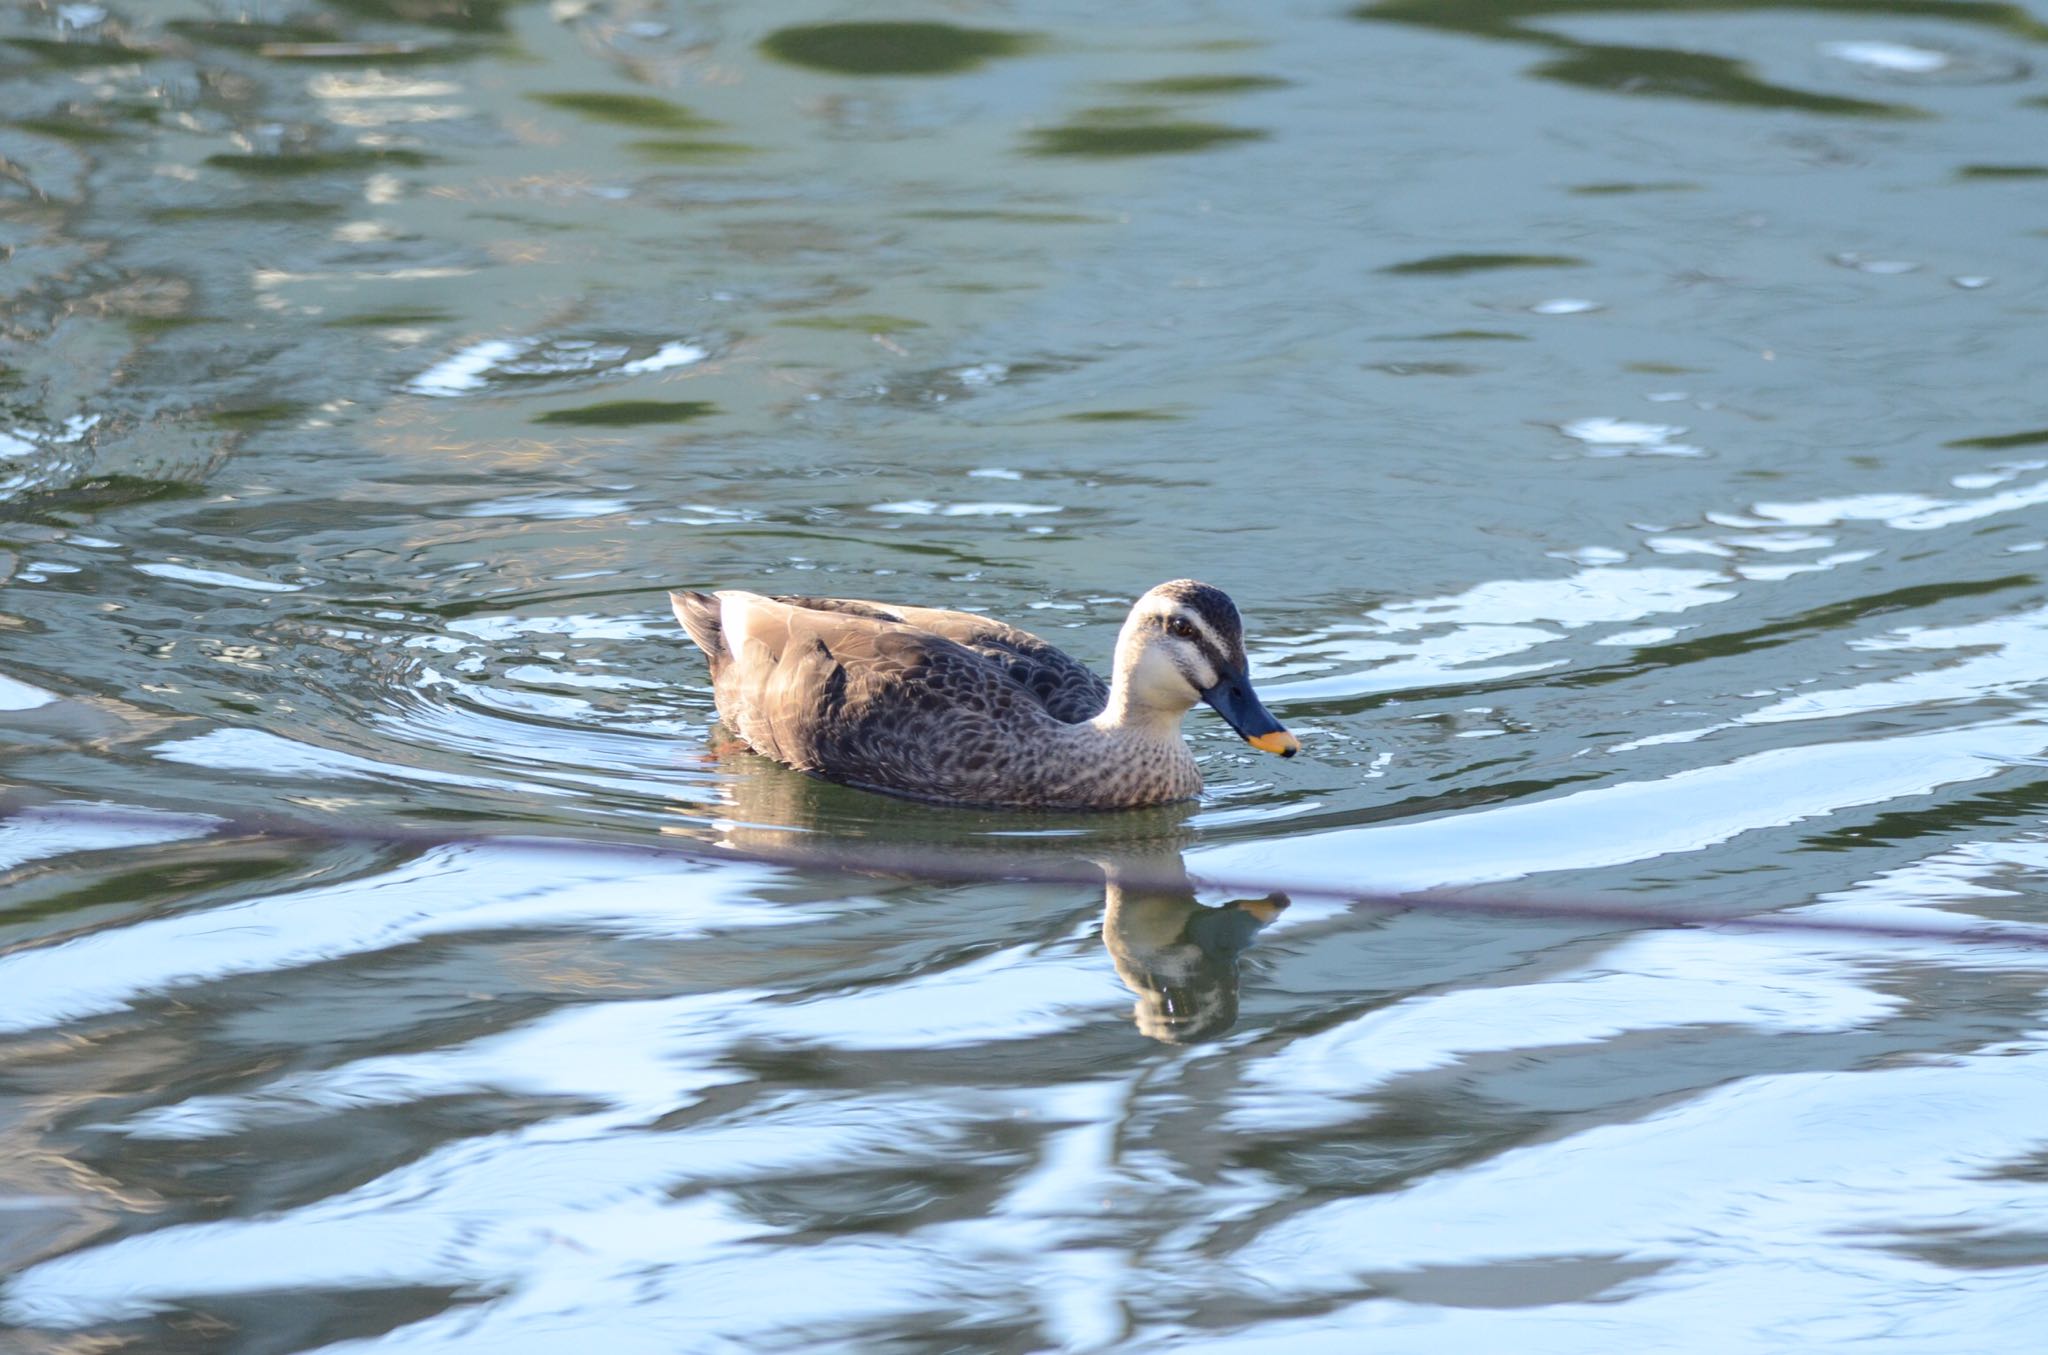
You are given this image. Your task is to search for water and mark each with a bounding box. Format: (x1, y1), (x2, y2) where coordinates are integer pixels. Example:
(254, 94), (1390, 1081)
(4, 1), (2048, 1349)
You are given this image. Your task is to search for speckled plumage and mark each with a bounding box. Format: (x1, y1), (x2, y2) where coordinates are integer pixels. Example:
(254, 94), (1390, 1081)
(671, 581), (1288, 810)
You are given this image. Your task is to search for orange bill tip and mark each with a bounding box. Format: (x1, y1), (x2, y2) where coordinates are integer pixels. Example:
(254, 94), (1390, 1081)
(1247, 729), (1299, 758)
(1235, 897), (1289, 924)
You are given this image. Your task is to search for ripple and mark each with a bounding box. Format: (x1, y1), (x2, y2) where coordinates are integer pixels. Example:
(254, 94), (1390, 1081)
(868, 500), (1061, 517)
(404, 337), (526, 396)
(1819, 38), (2032, 85)
(1821, 40), (1950, 75)
(1558, 416), (1704, 458)
(0, 800), (214, 872)
(1755, 474), (2048, 531)
(405, 335), (709, 398)
(134, 561), (306, 592)
(1205, 718), (2048, 895)
(460, 494), (636, 519)
(1832, 252), (1921, 275)
(153, 726), (538, 796)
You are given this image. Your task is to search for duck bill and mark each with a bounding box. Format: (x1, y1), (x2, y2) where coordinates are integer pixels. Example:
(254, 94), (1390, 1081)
(1200, 674), (1299, 758)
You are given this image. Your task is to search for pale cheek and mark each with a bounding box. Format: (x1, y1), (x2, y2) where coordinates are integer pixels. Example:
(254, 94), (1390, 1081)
(1133, 650), (1197, 707)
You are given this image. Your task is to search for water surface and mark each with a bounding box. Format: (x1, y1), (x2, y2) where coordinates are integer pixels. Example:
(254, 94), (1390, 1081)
(4, 1), (2048, 1350)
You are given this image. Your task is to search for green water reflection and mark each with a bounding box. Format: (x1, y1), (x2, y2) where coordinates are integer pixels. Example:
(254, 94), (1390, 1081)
(1029, 110), (1267, 156)
(534, 401), (720, 426)
(760, 21), (1036, 76)
(1381, 253), (1587, 275)
(1359, 0), (2048, 115)
(531, 92), (718, 130)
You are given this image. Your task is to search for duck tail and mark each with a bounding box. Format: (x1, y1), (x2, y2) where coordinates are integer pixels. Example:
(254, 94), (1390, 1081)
(669, 590), (726, 669)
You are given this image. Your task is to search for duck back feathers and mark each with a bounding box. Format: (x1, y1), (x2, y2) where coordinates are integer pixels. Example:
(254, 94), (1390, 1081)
(674, 589), (1149, 807)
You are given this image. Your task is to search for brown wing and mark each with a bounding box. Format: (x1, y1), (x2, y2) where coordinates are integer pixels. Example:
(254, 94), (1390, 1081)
(771, 594), (1107, 723)
(706, 592), (1076, 803)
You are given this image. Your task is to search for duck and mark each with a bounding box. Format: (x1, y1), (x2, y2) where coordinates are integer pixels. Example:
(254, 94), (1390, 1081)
(669, 579), (1298, 809)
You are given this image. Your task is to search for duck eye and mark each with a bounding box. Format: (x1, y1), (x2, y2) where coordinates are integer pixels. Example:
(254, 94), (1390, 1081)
(1170, 618), (1196, 639)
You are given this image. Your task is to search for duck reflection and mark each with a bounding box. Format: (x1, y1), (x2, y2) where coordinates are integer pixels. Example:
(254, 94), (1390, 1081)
(688, 741), (1286, 1044)
(1102, 855), (1286, 1044)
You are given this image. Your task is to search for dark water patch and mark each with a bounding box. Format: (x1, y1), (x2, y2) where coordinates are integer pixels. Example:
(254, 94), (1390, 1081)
(1569, 180), (1697, 194)
(127, 315), (215, 336)
(327, 0), (518, 33)
(779, 314), (928, 331)
(532, 91), (718, 131)
(535, 400), (718, 426)
(1959, 163), (2048, 177)
(1946, 427), (2048, 450)
(825, 1315), (1049, 1353)
(1120, 73), (1291, 95)
(1029, 114), (1266, 157)
(89, 1076), (604, 1216)
(149, 200), (345, 223)
(1381, 252), (1584, 275)
(726, 1164), (1004, 1234)
(1358, 0), (2048, 45)
(1414, 329), (1529, 341)
(3, 474), (206, 517)
(91, 1287), (477, 1355)
(164, 18), (338, 49)
(1802, 775), (2048, 851)
(1351, 2), (2006, 115)
(1563, 573), (2041, 688)
(704, 525), (1015, 569)
(11, 117), (126, 143)
(4, 37), (154, 67)
(1229, 1090), (1545, 1191)
(209, 402), (309, 428)
(1625, 360), (1698, 374)
(761, 22), (1035, 76)
(1293, 574), (2043, 717)
(0, 849), (314, 930)
(205, 149), (437, 176)
(1364, 1255), (1670, 1307)
(1062, 409), (1179, 422)
(325, 307), (455, 327)
(1537, 44), (1923, 116)
(628, 138), (759, 161)
(1989, 1147), (2048, 1182)
(1882, 1228), (2048, 1270)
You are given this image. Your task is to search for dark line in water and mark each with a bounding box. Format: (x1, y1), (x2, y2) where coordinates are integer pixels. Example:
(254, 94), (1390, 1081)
(7, 799), (2047, 955)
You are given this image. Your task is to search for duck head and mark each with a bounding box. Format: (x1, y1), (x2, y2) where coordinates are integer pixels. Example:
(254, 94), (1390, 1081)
(1103, 579), (1298, 756)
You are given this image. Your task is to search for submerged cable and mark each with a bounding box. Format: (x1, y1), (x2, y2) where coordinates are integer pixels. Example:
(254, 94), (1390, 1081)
(7, 797), (2048, 954)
